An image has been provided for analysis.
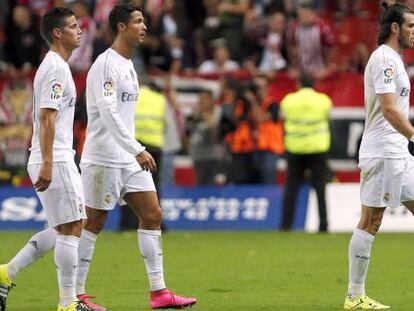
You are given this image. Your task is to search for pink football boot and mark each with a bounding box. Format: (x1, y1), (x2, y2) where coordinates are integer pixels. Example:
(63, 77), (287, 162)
(150, 289), (197, 309)
(77, 294), (106, 311)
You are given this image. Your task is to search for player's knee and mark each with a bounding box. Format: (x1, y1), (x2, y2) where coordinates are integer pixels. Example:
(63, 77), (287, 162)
(83, 212), (107, 234)
(141, 206), (162, 228)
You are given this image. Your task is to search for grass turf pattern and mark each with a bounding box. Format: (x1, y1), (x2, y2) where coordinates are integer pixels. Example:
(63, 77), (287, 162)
(0, 231), (413, 310)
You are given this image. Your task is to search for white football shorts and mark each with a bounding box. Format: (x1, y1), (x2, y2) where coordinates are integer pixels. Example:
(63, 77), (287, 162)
(80, 163), (156, 210)
(359, 157), (414, 208)
(27, 161), (86, 227)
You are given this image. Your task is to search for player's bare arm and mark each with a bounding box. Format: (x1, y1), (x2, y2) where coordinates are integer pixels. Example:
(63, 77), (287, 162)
(136, 150), (157, 172)
(379, 93), (414, 139)
(34, 108), (57, 192)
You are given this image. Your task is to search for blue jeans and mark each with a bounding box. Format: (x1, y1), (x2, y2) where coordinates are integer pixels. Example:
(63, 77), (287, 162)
(252, 151), (278, 184)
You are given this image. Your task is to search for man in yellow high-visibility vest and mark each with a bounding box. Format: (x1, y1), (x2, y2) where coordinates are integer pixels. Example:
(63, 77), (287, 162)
(135, 81), (166, 189)
(280, 74), (332, 232)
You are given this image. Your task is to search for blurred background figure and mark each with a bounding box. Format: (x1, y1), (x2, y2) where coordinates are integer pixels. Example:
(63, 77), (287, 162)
(280, 74), (332, 232)
(135, 78), (166, 191)
(258, 11), (287, 75)
(0, 79), (32, 185)
(217, 0), (249, 61)
(3, 4), (44, 76)
(198, 43), (240, 74)
(248, 76), (284, 184)
(187, 90), (224, 185)
(161, 77), (184, 187)
(68, 0), (96, 73)
(220, 77), (257, 184)
(287, 1), (335, 80)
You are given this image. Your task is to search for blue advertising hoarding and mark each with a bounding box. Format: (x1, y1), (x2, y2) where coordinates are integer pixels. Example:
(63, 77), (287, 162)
(0, 186), (120, 230)
(160, 185), (309, 230)
(0, 185), (310, 231)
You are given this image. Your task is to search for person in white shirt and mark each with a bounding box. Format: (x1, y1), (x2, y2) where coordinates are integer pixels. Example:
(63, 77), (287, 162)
(77, 4), (196, 310)
(344, 2), (414, 309)
(198, 45), (240, 74)
(0, 7), (96, 311)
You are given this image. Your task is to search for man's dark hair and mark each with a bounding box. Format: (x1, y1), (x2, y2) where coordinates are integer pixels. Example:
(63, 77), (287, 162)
(377, 2), (414, 45)
(41, 7), (74, 45)
(299, 73), (314, 88)
(109, 3), (142, 35)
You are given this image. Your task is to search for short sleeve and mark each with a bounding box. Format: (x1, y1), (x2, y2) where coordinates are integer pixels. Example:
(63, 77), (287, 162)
(39, 65), (66, 110)
(373, 59), (397, 95)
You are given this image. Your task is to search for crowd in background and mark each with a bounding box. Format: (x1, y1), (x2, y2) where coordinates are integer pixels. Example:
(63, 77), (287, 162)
(0, 0), (386, 77)
(1, 0), (414, 187)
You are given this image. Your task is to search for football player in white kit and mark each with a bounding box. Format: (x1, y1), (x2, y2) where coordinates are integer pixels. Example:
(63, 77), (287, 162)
(76, 4), (196, 310)
(0, 7), (96, 311)
(344, 2), (414, 309)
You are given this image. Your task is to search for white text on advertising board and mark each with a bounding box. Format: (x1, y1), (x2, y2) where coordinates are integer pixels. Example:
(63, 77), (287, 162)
(161, 197), (269, 221)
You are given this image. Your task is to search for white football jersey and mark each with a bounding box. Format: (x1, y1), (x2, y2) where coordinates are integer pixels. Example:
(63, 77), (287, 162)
(359, 44), (410, 159)
(81, 48), (145, 167)
(28, 51), (77, 164)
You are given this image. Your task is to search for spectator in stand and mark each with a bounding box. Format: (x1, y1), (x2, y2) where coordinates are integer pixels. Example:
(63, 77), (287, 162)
(91, 0), (116, 61)
(92, 21), (113, 62)
(15, 0), (54, 19)
(68, 0), (96, 72)
(3, 5), (44, 76)
(187, 90), (224, 185)
(140, 0), (184, 74)
(141, 33), (174, 73)
(287, 0), (335, 80)
(250, 0), (296, 17)
(217, 0), (249, 61)
(194, 0), (220, 66)
(183, 0), (206, 68)
(156, 0), (189, 72)
(93, 0), (117, 26)
(0, 0), (9, 70)
(0, 0), (9, 31)
(258, 11), (288, 75)
(245, 76), (284, 184)
(198, 44), (239, 74)
(332, 0), (363, 17)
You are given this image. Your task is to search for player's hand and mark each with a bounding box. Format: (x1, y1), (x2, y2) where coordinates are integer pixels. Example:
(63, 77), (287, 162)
(136, 150), (157, 172)
(34, 163), (52, 192)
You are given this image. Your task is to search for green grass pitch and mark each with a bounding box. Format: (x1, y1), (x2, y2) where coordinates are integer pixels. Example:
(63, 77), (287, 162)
(1, 231), (414, 310)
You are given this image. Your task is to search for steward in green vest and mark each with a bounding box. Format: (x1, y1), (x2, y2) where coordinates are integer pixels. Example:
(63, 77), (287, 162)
(281, 83), (331, 154)
(280, 74), (332, 233)
(135, 85), (166, 150)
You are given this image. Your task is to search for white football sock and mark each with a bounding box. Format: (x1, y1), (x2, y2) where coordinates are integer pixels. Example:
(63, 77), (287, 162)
(347, 228), (375, 299)
(55, 235), (79, 307)
(76, 229), (97, 296)
(8, 227), (57, 280)
(138, 229), (166, 291)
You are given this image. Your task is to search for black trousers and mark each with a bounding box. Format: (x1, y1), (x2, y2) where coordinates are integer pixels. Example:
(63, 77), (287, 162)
(281, 152), (329, 231)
